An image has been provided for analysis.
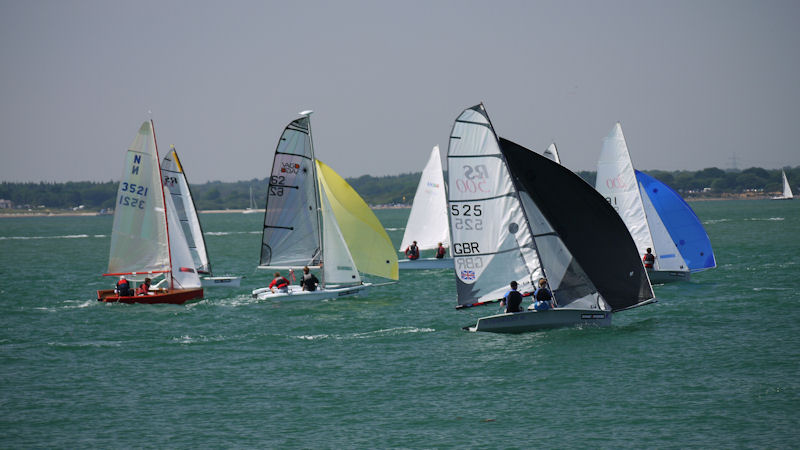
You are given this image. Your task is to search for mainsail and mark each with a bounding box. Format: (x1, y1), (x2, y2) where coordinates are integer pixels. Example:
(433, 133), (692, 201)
(636, 170), (716, 271)
(782, 170), (794, 199)
(259, 115), (322, 269)
(161, 147), (211, 274)
(399, 146), (450, 251)
(316, 160), (399, 281)
(542, 142), (561, 164)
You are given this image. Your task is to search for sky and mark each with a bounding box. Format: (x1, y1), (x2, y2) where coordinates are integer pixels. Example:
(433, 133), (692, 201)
(1, 0), (799, 183)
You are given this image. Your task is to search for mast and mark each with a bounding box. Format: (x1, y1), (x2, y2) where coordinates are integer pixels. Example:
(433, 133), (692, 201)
(151, 119), (173, 289)
(302, 110), (326, 286)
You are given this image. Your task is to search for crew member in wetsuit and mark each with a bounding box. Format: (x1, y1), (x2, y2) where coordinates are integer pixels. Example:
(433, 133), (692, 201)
(532, 278), (554, 311)
(405, 240), (420, 260)
(300, 266), (319, 292)
(435, 242), (446, 259)
(116, 276), (131, 297)
(269, 272), (290, 293)
(136, 277), (152, 296)
(643, 248), (655, 269)
(500, 280), (523, 313)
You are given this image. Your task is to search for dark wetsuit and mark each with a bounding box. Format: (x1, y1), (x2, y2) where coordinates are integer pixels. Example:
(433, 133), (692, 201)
(301, 273), (319, 291)
(435, 246), (446, 259)
(643, 253), (655, 269)
(504, 290), (523, 313)
(116, 280), (131, 297)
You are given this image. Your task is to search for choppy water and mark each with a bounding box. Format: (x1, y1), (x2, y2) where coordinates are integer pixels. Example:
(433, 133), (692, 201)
(1, 200), (798, 448)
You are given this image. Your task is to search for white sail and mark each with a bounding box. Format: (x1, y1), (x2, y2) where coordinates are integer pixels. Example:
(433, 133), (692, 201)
(447, 105), (541, 305)
(161, 147), (211, 274)
(595, 123), (655, 257)
(638, 181), (688, 271)
(107, 121), (170, 275)
(542, 142), (561, 164)
(399, 146), (449, 251)
(164, 189), (202, 289)
(782, 171), (794, 199)
(319, 181), (361, 285)
(259, 115), (322, 269)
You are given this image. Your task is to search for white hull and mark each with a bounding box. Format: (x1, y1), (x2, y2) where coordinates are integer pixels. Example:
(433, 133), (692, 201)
(201, 276), (242, 288)
(242, 209), (262, 214)
(251, 283), (370, 301)
(398, 257), (453, 270)
(770, 196), (793, 200)
(646, 268), (690, 284)
(467, 308), (612, 333)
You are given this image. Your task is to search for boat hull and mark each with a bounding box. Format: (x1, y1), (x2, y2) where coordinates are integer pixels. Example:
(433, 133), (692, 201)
(398, 257), (453, 270)
(647, 268), (690, 284)
(467, 308), (612, 333)
(201, 276), (242, 288)
(251, 283), (370, 301)
(96, 288), (203, 305)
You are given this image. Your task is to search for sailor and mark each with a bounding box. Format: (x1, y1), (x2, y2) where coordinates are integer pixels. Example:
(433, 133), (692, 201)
(500, 280), (523, 313)
(405, 240), (420, 260)
(136, 277), (152, 296)
(269, 272), (290, 293)
(532, 278), (554, 311)
(643, 248), (655, 269)
(300, 266), (319, 292)
(435, 242), (446, 259)
(115, 276), (131, 297)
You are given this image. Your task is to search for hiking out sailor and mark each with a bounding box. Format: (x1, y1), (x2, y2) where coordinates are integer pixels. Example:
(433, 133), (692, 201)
(435, 242), (446, 259)
(500, 280), (523, 313)
(269, 272), (290, 293)
(643, 248), (655, 269)
(300, 266), (319, 292)
(531, 278), (554, 311)
(136, 277), (152, 296)
(115, 276), (132, 297)
(405, 240), (420, 260)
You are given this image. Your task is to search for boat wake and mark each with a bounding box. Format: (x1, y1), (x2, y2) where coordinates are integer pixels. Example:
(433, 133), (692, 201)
(295, 327), (435, 341)
(0, 234), (95, 240)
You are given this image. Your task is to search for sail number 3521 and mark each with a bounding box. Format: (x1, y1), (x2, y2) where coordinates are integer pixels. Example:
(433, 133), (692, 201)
(450, 204), (483, 230)
(118, 182), (148, 209)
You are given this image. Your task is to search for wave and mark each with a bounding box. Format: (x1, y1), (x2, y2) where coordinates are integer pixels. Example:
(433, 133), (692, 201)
(0, 234), (94, 240)
(294, 326), (434, 341)
(384, 227), (405, 231)
(703, 219), (730, 224)
(745, 217), (784, 221)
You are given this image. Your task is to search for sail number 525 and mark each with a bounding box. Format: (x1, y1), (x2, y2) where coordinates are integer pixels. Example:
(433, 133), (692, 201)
(450, 204), (482, 216)
(451, 204), (483, 230)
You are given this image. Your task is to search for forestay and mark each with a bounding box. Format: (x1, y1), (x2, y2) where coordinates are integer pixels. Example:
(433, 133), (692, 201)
(447, 105), (541, 306)
(399, 146), (450, 251)
(107, 121), (170, 276)
(260, 116), (322, 269)
(162, 147), (211, 274)
(316, 160), (399, 281)
(636, 170), (716, 272)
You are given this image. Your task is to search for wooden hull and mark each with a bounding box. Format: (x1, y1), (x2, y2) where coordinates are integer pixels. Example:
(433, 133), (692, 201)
(252, 283), (369, 301)
(398, 257), (453, 270)
(467, 308), (612, 333)
(646, 268), (690, 284)
(96, 288), (203, 305)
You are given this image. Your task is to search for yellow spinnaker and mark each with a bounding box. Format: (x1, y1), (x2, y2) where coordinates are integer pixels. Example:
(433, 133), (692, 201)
(316, 160), (399, 280)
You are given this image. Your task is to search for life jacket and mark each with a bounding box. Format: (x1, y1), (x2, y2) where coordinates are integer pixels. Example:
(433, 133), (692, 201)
(136, 284), (150, 295)
(435, 246), (446, 259)
(643, 253), (655, 268)
(534, 288), (552, 301)
(116, 280), (130, 296)
(272, 277), (289, 289)
(505, 290), (523, 312)
(406, 245), (420, 260)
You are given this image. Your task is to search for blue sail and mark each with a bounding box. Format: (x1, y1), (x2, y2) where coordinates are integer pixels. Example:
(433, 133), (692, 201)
(636, 170), (716, 272)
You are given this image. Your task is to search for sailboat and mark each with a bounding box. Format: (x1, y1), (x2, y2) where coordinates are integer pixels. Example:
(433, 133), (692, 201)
(448, 104), (654, 333)
(595, 123), (715, 283)
(771, 170), (794, 200)
(161, 146), (243, 287)
(542, 142), (561, 164)
(243, 185), (260, 213)
(251, 111), (398, 301)
(97, 121), (203, 304)
(398, 146), (452, 270)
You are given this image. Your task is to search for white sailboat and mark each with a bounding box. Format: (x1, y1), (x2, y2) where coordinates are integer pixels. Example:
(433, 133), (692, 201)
(542, 142), (561, 164)
(595, 123), (692, 284)
(243, 185), (260, 213)
(398, 146), (452, 270)
(251, 111), (398, 301)
(97, 121), (203, 304)
(448, 104), (654, 333)
(161, 146), (242, 288)
(772, 170), (794, 200)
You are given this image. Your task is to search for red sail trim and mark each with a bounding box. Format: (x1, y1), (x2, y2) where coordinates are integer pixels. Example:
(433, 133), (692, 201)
(179, 267), (196, 273)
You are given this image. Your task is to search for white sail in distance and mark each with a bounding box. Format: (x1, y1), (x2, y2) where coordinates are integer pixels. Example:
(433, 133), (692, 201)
(399, 146), (449, 251)
(543, 143), (561, 164)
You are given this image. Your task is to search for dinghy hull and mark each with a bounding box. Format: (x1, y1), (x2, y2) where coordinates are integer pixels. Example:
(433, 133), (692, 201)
(201, 276), (242, 288)
(398, 258), (453, 270)
(251, 283), (370, 301)
(467, 309), (612, 333)
(646, 269), (690, 284)
(96, 288), (203, 305)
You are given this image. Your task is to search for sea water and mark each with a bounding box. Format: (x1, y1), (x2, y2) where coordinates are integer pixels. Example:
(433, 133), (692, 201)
(0, 200), (798, 448)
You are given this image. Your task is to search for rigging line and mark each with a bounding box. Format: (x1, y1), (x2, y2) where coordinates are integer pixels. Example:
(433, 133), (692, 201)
(449, 192), (515, 202)
(265, 225), (294, 230)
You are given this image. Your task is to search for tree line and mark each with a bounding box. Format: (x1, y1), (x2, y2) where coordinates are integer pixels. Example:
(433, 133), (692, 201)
(1, 166), (796, 211)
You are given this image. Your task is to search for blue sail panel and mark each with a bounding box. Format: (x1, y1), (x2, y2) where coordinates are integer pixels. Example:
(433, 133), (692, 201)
(635, 171), (716, 271)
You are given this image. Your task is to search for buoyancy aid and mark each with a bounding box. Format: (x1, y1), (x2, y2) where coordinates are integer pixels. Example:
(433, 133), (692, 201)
(116, 279), (131, 296)
(271, 277), (290, 289)
(643, 253), (655, 268)
(534, 288), (552, 301)
(406, 245), (420, 260)
(435, 246), (446, 259)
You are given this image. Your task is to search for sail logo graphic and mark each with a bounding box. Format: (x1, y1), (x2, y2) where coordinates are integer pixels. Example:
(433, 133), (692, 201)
(606, 174), (626, 190)
(163, 176), (178, 187)
(426, 181), (440, 188)
(131, 154), (141, 175)
(460, 270), (476, 280)
(281, 162), (301, 174)
(455, 164), (490, 193)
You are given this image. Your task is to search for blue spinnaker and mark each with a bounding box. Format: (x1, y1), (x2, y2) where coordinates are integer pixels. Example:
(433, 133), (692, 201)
(636, 170), (716, 271)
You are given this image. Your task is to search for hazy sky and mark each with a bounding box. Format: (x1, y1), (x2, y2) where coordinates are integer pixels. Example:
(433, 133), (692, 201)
(1, 0), (798, 183)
